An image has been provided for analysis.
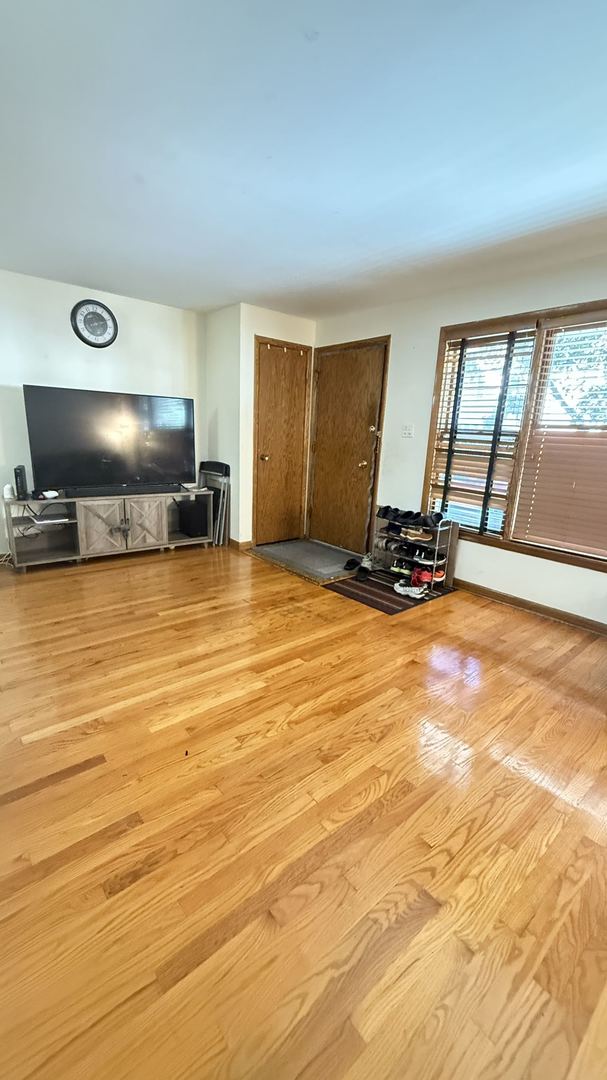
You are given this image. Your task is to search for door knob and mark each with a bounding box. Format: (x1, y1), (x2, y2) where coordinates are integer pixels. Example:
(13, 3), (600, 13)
(358, 460), (368, 469)
(259, 454), (270, 461)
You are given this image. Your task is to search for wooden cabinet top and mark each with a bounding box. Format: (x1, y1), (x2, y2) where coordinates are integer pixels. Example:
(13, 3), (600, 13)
(4, 488), (211, 506)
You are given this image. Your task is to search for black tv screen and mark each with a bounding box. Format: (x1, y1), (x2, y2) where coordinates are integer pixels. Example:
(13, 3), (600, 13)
(24, 385), (195, 491)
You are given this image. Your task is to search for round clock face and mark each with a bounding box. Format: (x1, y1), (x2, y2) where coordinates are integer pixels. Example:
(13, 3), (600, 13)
(70, 299), (118, 348)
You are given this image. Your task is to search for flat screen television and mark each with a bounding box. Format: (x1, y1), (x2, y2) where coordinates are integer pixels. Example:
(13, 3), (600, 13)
(23, 385), (195, 493)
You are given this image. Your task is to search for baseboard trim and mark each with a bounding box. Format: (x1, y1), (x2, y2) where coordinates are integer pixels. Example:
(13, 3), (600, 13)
(229, 539), (253, 551)
(454, 578), (607, 637)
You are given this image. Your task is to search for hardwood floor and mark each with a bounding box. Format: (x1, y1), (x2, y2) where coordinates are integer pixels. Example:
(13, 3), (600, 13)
(0, 546), (606, 1079)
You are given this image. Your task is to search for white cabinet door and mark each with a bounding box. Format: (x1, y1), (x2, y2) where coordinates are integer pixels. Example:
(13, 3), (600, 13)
(77, 500), (127, 556)
(125, 497), (167, 550)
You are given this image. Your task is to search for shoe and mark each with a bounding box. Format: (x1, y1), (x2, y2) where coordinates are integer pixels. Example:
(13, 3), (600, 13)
(394, 580), (427, 597)
(414, 549), (433, 563)
(433, 568), (446, 583)
(361, 553), (373, 569)
(411, 567), (433, 587)
(396, 510), (422, 526)
(375, 536), (388, 552)
(404, 528), (433, 542)
(344, 558), (360, 570)
(391, 560), (412, 576)
(418, 511), (444, 527)
(414, 549), (446, 565)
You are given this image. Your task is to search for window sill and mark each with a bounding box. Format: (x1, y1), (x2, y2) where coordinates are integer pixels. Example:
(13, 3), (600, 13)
(458, 530), (607, 574)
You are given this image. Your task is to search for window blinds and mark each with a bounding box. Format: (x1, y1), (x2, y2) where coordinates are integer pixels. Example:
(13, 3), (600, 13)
(511, 320), (607, 559)
(428, 330), (535, 534)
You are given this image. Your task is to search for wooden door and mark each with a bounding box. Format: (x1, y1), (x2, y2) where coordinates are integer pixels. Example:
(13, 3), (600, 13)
(125, 497), (167, 550)
(254, 338), (311, 545)
(308, 338), (388, 553)
(76, 499), (126, 556)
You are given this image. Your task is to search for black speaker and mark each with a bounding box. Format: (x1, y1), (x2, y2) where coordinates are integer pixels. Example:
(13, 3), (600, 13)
(178, 498), (208, 538)
(14, 465), (28, 500)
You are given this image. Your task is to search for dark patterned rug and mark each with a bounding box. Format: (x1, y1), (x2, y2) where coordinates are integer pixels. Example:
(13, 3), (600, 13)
(324, 569), (454, 615)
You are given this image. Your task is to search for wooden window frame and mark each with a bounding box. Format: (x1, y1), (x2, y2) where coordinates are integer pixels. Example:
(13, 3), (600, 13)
(422, 298), (607, 575)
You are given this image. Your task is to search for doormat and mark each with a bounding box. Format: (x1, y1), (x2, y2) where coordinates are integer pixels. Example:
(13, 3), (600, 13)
(250, 539), (359, 583)
(324, 569), (454, 615)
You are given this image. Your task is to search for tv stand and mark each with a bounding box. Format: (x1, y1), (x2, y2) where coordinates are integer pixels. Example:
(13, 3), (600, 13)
(3, 489), (214, 570)
(64, 483), (183, 497)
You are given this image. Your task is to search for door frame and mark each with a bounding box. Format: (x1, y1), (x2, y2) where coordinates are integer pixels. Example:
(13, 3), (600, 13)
(307, 335), (391, 551)
(252, 335), (313, 546)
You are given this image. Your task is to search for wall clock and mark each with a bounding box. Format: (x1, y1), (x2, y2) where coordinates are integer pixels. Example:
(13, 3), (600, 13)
(70, 299), (118, 348)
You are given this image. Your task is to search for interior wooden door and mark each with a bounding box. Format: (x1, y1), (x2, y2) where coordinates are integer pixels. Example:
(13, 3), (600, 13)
(254, 338), (311, 545)
(308, 338), (388, 553)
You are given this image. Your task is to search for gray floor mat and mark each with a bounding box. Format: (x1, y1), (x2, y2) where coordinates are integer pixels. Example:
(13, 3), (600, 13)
(251, 539), (359, 582)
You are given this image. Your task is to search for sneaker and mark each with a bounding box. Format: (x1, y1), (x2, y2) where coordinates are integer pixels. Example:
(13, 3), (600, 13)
(411, 567), (433, 587)
(414, 549), (432, 563)
(414, 549), (446, 565)
(391, 560), (412, 576)
(361, 553), (373, 570)
(394, 580), (427, 597)
(433, 568), (446, 583)
(404, 528), (433, 542)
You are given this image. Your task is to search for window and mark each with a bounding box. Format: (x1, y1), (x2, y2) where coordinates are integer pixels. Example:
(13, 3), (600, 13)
(425, 303), (607, 565)
(511, 318), (607, 559)
(428, 329), (535, 534)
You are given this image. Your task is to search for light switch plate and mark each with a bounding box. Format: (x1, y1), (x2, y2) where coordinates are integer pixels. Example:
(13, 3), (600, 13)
(401, 424), (415, 439)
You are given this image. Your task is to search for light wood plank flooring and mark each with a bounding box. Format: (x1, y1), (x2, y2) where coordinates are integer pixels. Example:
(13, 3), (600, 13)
(0, 546), (606, 1079)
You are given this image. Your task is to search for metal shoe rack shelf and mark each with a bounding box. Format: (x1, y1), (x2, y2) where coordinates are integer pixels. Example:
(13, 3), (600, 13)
(373, 515), (459, 596)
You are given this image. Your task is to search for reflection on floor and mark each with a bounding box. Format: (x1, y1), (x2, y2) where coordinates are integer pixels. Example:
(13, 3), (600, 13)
(2, 546), (607, 1079)
(251, 537), (358, 582)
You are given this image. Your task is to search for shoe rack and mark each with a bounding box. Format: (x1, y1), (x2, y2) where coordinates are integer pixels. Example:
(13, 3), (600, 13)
(372, 513), (459, 597)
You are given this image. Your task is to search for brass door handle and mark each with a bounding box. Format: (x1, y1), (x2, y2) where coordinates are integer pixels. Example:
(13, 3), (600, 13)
(259, 454), (270, 461)
(358, 460), (368, 469)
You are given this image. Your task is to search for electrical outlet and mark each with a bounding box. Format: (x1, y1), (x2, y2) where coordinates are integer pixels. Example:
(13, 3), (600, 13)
(401, 424), (415, 439)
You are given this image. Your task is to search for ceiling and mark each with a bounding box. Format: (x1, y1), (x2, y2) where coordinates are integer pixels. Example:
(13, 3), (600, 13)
(2, 0), (607, 317)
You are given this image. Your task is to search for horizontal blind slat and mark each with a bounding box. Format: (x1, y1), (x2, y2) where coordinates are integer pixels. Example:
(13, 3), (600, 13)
(511, 320), (607, 559)
(429, 327), (534, 534)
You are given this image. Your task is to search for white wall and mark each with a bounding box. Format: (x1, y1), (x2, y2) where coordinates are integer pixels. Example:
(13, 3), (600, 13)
(315, 252), (607, 624)
(203, 304), (242, 537)
(7, 260), (604, 622)
(0, 268), (200, 549)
